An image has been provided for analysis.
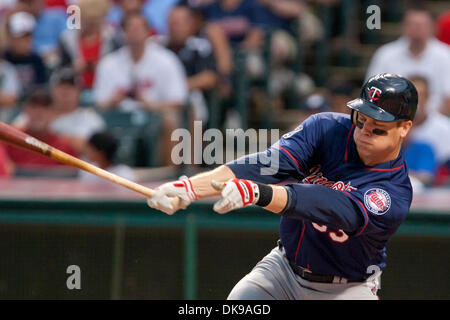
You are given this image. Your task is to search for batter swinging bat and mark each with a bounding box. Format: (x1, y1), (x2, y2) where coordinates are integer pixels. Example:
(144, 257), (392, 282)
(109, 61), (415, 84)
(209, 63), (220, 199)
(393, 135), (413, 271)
(0, 121), (174, 202)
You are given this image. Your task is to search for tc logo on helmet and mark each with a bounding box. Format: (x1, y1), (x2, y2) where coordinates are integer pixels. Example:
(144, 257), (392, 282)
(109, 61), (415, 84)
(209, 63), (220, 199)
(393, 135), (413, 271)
(368, 86), (382, 102)
(364, 188), (391, 215)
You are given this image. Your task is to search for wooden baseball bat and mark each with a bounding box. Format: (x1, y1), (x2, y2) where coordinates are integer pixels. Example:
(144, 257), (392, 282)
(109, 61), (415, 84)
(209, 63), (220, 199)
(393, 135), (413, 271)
(0, 121), (157, 198)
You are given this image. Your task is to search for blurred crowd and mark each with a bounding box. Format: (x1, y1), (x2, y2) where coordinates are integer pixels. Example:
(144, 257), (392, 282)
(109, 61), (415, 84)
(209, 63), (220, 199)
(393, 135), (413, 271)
(0, 0), (449, 190)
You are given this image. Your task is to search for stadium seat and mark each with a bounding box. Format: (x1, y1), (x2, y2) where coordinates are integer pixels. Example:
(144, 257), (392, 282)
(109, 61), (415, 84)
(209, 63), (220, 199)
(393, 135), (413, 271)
(99, 110), (162, 167)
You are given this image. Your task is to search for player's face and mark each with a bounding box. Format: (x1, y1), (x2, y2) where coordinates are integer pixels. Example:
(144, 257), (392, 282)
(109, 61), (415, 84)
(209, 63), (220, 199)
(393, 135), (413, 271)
(353, 113), (412, 163)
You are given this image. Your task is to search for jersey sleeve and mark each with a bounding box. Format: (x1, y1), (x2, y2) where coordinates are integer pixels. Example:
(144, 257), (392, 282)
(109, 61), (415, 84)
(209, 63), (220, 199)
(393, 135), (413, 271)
(225, 114), (323, 184)
(273, 114), (323, 175)
(341, 184), (412, 237)
(280, 182), (411, 237)
(281, 184), (365, 233)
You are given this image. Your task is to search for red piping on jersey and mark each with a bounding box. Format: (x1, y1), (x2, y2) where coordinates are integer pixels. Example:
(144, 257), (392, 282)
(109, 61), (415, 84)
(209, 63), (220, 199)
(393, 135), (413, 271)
(344, 124), (355, 163)
(344, 191), (369, 236)
(294, 220), (306, 263)
(274, 146), (301, 170)
(364, 163), (405, 172)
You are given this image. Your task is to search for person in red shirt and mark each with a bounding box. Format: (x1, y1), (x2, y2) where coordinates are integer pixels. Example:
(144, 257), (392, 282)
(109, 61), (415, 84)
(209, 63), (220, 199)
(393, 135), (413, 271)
(58, 0), (115, 89)
(0, 144), (13, 178)
(5, 87), (78, 168)
(437, 10), (450, 46)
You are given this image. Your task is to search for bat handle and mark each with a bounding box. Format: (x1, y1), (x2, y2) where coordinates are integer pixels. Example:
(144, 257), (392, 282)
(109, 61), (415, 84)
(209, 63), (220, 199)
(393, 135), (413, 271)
(51, 149), (183, 210)
(50, 148), (155, 197)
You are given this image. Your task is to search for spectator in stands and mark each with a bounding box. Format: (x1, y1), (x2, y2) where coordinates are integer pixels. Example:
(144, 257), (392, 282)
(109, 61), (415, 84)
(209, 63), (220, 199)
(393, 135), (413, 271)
(403, 136), (436, 190)
(49, 68), (106, 152)
(11, 68), (106, 151)
(160, 4), (217, 122)
(256, 0), (304, 32)
(408, 76), (450, 169)
(300, 91), (329, 116)
(0, 58), (21, 109)
(197, 0), (266, 49)
(366, 7), (450, 116)
(4, 0), (44, 18)
(2, 0), (67, 68)
(107, 0), (179, 36)
(0, 144), (13, 178)
(106, 0), (157, 51)
(142, 0), (181, 35)
(166, 5), (217, 92)
(180, 2), (234, 98)
(79, 131), (135, 182)
(328, 81), (355, 115)
(3, 11), (47, 93)
(436, 10), (450, 46)
(402, 76), (440, 190)
(107, 0), (143, 30)
(5, 87), (78, 168)
(93, 12), (188, 166)
(58, 0), (116, 89)
(32, 0), (68, 68)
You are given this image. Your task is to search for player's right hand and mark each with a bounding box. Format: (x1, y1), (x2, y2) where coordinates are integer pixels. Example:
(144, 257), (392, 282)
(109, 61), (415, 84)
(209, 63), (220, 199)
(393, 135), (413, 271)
(146, 176), (198, 215)
(211, 178), (260, 214)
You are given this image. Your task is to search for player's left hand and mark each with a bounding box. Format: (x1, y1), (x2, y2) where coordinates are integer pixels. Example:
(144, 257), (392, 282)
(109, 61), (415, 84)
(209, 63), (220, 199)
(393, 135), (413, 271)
(211, 179), (260, 214)
(147, 176), (197, 215)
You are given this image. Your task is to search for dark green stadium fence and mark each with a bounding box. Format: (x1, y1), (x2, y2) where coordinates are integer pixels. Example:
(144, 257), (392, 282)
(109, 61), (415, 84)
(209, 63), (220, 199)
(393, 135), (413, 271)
(0, 199), (449, 299)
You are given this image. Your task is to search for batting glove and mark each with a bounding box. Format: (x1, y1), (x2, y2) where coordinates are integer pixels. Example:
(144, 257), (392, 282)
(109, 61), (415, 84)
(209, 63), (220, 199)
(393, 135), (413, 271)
(147, 176), (198, 215)
(211, 179), (260, 214)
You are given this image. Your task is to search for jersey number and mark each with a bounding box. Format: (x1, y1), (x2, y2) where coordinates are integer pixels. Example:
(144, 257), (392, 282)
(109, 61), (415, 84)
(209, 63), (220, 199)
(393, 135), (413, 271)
(311, 222), (349, 243)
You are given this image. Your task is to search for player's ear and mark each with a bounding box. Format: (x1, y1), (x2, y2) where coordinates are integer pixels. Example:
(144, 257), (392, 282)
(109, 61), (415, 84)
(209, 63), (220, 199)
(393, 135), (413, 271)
(398, 120), (412, 138)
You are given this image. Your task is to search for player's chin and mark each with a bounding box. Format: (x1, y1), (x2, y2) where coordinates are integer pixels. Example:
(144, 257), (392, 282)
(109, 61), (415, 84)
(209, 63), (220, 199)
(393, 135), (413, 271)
(355, 141), (375, 155)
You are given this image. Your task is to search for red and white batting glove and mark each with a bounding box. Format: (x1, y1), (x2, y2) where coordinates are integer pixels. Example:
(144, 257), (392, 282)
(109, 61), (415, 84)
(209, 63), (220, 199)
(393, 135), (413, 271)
(211, 179), (260, 214)
(147, 176), (198, 215)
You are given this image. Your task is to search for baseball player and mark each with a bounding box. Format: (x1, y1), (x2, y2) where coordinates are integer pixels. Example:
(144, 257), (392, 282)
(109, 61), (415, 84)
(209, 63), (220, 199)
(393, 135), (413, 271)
(147, 73), (417, 300)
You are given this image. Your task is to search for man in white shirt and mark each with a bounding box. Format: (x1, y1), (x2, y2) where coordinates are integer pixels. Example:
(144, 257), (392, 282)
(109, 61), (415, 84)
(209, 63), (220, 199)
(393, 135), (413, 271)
(366, 7), (450, 115)
(11, 67), (106, 152)
(93, 12), (188, 166)
(79, 131), (136, 182)
(50, 68), (106, 152)
(0, 59), (20, 108)
(408, 75), (450, 166)
(0, 59), (20, 122)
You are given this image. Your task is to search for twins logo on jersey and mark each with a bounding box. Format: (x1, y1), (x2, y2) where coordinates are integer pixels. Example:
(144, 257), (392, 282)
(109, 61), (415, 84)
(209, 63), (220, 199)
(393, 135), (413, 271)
(364, 188), (391, 215)
(302, 165), (357, 192)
